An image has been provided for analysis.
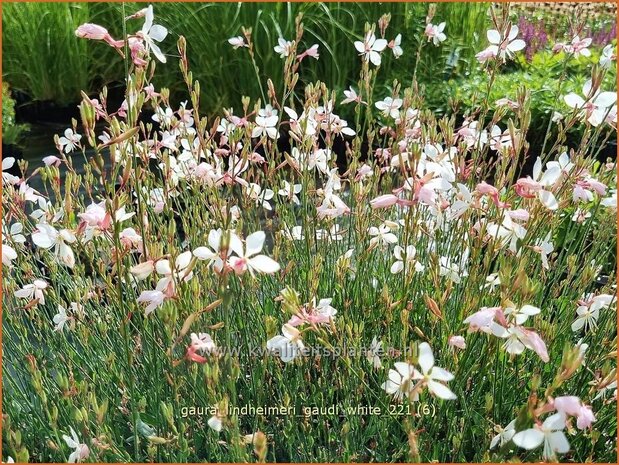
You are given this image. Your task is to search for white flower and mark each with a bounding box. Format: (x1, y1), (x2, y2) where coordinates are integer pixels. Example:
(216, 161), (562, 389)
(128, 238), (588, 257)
(281, 225), (304, 241)
(274, 38), (294, 57)
(58, 129), (81, 153)
(2, 157), (19, 185)
(2, 243), (17, 267)
(252, 114), (279, 139)
(228, 36), (247, 49)
(367, 336), (383, 369)
(193, 229), (234, 272)
(375, 96), (403, 118)
(62, 427), (89, 463)
(341, 86), (365, 105)
(564, 79), (617, 127)
(601, 189), (617, 210)
(439, 256), (467, 283)
(354, 32), (388, 66)
(483, 272), (501, 291)
(381, 362), (418, 401)
(485, 25), (525, 61)
(267, 324), (305, 362)
(490, 419), (516, 449)
(390, 245), (424, 274)
(389, 33), (403, 57)
(413, 342), (457, 400)
(208, 414), (223, 432)
(246, 183), (275, 210)
(3, 221), (26, 245)
(571, 294), (614, 332)
(278, 180), (302, 205)
(190, 332), (217, 354)
(155, 251), (194, 291)
(425, 22), (446, 46)
(504, 304), (541, 325)
(140, 5), (168, 63)
(14, 279), (48, 305)
(368, 224), (398, 247)
(53, 305), (70, 331)
(600, 43), (616, 68)
(546, 151), (574, 175)
(513, 412), (570, 460)
(32, 223), (77, 268)
(229, 231), (281, 275)
(534, 232), (554, 269)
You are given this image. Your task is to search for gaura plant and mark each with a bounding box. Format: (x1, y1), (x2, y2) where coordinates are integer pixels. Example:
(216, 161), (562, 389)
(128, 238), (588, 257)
(2, 3), (617, 463)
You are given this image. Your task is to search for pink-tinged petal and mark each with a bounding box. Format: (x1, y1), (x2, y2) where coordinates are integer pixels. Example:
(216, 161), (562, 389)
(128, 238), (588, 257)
(553, 396), (581, 416)
(370, 194), (398, 209)
(519, 327), (549, 362)
(354, 41), (365, 54)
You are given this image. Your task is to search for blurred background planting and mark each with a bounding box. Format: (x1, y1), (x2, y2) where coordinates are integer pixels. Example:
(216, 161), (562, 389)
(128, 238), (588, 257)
(2, 2), (617, 151)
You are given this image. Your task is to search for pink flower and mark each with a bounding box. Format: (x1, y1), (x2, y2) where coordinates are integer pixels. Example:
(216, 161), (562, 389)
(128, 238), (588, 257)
(463, 306), (504, 333)
(514, 327), (549, 362)
(137, 290), (166, 316)
(370, 193), (413, 209)
(576, 405), (596, 429)
(75, 23), (109, 40)
(43, 155), (62, 167)
(127, 37), (148, 67)
(425, 23), (446, 46)
(475, 46), (497, 63)
(553, 396), (596, 430)
(297, 44), (319, 61)
(448, 335), (466, 350)
(507, 208), (530, 222)
(75, 23), (123, 48)
(553, 396), (581, 416)
(288, 298), (337, 327)
(475, 181), (510, 208)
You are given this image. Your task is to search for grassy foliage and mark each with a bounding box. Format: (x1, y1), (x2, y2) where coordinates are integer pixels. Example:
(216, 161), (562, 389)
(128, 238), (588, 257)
(2, 3), (617, 464)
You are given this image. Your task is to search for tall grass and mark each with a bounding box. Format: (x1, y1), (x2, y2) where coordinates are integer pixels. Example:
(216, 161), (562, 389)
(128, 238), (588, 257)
(2, 2), (489, 114)
(1, 2), (122, 104)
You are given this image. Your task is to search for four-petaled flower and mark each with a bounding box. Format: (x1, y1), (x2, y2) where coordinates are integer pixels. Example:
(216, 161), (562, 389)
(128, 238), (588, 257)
(354, 32), (388, 66)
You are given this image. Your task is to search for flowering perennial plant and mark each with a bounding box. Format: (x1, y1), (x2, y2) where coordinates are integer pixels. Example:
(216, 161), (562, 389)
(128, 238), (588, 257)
(2, 4), (616, 463)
